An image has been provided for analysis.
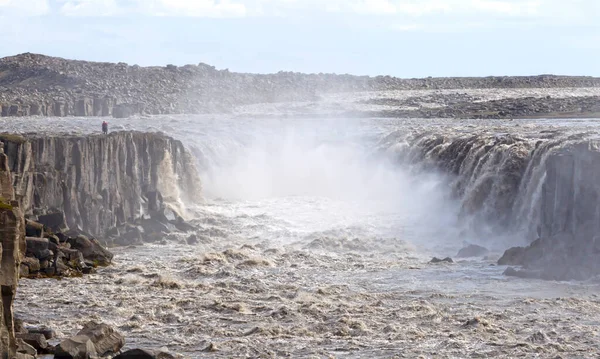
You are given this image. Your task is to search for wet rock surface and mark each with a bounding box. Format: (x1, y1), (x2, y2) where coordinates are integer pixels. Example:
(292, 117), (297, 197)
(5, 111), (600, 357)
(20, 224), (109, 279)
(492, 142), (600, 280)
(430, 257), (453, 264)
(75, 321), (125, 357)
(1, 131), (202, 241)
(114, 348), (176, 359)
(456, 244), (489, 258)
(54, 335), (97, 359)
(0, 131), (200, 356)
(0, 140), (25, 358)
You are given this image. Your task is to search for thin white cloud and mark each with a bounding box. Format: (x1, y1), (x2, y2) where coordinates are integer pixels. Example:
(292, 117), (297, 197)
(59, 0), (121, 16)
(4, 0), (598, 26)
(58, 0), (246, 17)
(0, 0), (50, 15)
(351, 0), (397, 15)
(390, 21), (488, 33)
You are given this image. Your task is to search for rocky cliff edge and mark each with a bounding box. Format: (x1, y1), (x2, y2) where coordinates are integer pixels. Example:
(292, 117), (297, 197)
(1, 131), (202, 242)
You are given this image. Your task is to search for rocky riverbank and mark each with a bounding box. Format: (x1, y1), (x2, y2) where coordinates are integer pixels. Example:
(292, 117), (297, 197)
(0, 131), (205, 358)
(1, 131), (201, 240)
(1, 53), (599, 119)
(0, 140), (24, 358)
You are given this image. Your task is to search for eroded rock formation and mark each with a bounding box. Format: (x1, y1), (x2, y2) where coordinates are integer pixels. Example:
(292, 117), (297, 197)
(393, 128), (600, 280)
(1, 131), (202, 241)
(0, 141), (25, 358)
(498, 141), (600, 280)
(0, 130), (200, 357)
(400, 131), (534, 231)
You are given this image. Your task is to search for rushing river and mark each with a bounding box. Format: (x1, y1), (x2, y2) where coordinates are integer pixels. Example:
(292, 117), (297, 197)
(6, 113), (600, 358)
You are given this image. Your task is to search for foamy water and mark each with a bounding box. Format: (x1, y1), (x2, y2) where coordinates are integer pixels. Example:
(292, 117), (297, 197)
(6, 95), (600, 357)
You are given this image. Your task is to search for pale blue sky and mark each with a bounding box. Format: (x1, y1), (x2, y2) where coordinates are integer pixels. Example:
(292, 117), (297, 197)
(0, 0), (598, 77)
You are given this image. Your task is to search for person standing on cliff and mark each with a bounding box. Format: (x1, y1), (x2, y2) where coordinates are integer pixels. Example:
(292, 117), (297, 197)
(102, 121), (108, 134)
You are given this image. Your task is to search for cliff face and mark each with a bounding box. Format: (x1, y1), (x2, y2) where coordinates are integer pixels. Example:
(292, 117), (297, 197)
(526, 142), (600, 279)
(391, 128), (600, 280)
(1, 131), (202, 239)
(0, 142), (24, 358)
(400, 131), (535, 233)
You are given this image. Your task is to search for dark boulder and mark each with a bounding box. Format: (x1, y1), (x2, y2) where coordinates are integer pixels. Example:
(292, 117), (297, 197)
(503, 266), (543, 279)
(25, 237), (51, 259)
(16, 333), (49, 353)
(114, 348), (176, 359)
(39, 260), (49, 270)
(25, 219), (44, 237)
(171, 217), (196, 232)
(16, 339), (37, 357)
(498, 238), (546, 266)
(37, 211), (69, 232)
(25, 325), (55, 340)
(186, 234), (199, 245)
(67, 235), (113, 265)
(47, 234), (60, 245)
(140, 219), (172, 236)
(54, 335), (97, 359)
(498, 246), (526, 266)
(19, 264), (29, 277)
(456, 244), (489, 258)
(21, 257), (41, 273)
(54, 258), (72, 275)
(60, 248), (87, 269)
(56, 232), (69, 243)
(76, 321), (125, 357)
(119, 226), (143, 245)
(430, 257), (453, 264)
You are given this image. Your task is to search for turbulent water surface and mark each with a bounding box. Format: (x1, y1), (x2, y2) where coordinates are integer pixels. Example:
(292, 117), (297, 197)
(5, 96), (600, 358)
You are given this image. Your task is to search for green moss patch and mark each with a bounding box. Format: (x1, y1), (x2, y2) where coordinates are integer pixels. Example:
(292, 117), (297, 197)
(0, 133), (27, 144)
(0, 197), (13, 210)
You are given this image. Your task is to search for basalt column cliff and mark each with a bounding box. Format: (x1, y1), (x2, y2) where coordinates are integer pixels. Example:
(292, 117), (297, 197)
(0, 142), (24, 358)
(392, 129), (600, 280)
(1, 131), (202, 242)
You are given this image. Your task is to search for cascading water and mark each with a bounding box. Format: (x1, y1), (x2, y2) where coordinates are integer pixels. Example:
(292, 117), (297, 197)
(5, 114), (600, 358)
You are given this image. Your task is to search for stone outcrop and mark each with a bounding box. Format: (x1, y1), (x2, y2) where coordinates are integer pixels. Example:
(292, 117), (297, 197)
(73, 321), (125, 357)
(1, 131), (202, 241)
(114, 348), (176, 359)
(0, 141), (25, 358)
(401, 131), (534, 232)
(0, 131), (201, 357)
(394, 127), (600, 280)
(498, 141), (600, 280)
(1, 53), (599, 118)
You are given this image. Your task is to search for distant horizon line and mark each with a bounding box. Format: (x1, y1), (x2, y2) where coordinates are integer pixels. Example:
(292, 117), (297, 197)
(2, 51), (600, 80)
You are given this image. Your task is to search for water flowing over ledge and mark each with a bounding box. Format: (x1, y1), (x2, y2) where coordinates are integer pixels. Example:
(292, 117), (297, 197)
(1, 131), (202, 238)
(382, 125), (600, 280)
(3, 116), (600, 358)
